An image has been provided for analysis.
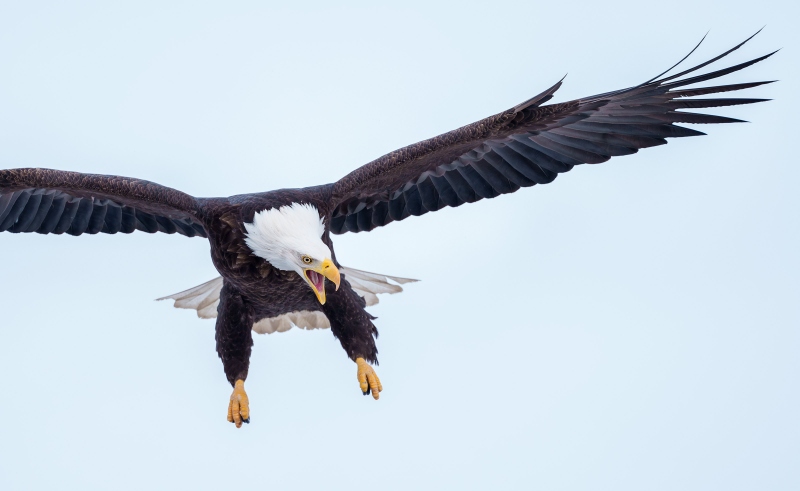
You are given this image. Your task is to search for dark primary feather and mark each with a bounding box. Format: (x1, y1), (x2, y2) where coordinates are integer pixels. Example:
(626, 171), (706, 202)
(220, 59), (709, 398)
(329, 33), (775, 234)
(0, 168), (206, 237)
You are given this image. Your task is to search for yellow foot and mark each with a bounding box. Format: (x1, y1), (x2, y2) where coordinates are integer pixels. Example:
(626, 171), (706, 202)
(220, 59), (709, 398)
(227, 379), (250, 428)
(356, 357), (382, 400)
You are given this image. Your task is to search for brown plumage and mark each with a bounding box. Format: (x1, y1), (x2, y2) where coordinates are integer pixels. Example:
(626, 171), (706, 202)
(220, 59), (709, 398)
(0, 33), (775, 425)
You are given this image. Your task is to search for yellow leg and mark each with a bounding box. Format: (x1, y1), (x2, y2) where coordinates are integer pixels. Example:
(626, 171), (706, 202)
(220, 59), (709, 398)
(227, 379), (250, 428)
(356, 357), (382, 400)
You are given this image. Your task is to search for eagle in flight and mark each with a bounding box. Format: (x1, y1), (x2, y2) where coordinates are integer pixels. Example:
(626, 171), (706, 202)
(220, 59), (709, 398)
(0, 33), (774, 427)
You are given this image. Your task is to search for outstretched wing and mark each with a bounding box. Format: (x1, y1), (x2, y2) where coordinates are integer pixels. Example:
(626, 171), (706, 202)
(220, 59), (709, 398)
(329, 33), (775, 234)
(0, 168), (206, 237)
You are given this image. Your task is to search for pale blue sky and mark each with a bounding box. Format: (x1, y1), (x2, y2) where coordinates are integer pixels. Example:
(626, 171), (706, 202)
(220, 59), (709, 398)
(0, 2), (797, 490)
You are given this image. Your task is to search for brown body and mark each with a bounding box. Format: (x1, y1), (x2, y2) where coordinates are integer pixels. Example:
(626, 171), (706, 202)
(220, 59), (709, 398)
(199, 186), (379, 384)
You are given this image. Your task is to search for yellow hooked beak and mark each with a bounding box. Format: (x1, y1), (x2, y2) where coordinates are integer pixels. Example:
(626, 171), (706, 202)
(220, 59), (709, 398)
(303, 258), (341, 305)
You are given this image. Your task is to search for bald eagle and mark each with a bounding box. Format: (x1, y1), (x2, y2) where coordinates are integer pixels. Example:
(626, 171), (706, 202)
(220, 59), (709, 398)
(0, 34), (774, 427)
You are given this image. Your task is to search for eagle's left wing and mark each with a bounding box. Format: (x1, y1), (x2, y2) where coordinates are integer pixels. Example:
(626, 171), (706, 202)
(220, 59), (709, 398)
(329, 33), (774, 234)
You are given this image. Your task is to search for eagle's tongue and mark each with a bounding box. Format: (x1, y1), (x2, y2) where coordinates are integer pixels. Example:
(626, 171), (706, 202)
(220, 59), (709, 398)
(307, 270), (324, 292)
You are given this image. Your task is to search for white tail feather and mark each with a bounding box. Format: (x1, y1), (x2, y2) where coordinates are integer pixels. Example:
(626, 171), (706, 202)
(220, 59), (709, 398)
(156, 277), (224, 319)
(341, 267), (418, 306)
(156, 266), (418, 333)
(252, 310), (331, 334)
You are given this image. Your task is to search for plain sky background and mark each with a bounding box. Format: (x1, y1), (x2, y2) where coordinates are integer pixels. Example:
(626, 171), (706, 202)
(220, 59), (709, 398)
(0, 1), (797, 490)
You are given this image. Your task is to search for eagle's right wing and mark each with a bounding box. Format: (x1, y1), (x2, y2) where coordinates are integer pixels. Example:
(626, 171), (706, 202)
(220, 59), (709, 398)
(0, 168), (206, 237)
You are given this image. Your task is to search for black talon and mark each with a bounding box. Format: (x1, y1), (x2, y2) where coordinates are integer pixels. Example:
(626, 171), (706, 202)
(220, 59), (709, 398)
(243, 418), (250, 424)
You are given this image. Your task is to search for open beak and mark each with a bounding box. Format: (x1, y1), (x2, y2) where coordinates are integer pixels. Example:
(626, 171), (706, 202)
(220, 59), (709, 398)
(303, 258), (341, 305)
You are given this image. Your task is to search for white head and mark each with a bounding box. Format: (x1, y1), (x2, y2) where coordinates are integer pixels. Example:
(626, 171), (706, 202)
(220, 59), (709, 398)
(243, 203), (340, 304)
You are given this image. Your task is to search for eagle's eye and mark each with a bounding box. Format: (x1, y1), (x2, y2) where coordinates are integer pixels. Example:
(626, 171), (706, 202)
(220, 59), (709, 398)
(302, 255), (313, 264)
